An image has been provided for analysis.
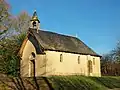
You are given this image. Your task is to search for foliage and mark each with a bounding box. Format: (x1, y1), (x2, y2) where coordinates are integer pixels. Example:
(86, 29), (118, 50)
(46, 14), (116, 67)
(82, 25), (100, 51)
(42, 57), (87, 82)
(0, 0), (30, 39)
(0, 0), (31, 77)
(0, 33), (25, 76)
(0, 11), (31, 40)
(101, 41), (120, 76)
(102, 41), (120, 63)
(0, 0), (10, 35)
(112, 41), (120, 63)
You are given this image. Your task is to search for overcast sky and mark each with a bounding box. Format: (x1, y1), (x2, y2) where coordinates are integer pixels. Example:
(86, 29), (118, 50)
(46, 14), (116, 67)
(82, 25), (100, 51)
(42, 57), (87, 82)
(8, 0), (120, 55)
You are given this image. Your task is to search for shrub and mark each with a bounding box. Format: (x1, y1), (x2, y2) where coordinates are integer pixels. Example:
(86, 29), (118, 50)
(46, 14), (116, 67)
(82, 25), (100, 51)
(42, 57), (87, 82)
(0, 33), (25, 76)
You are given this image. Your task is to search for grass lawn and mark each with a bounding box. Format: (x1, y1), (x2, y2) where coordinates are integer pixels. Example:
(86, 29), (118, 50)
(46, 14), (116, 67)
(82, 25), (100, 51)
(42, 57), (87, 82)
(48, 75), (120, 90)
(0, 75), (120, 90)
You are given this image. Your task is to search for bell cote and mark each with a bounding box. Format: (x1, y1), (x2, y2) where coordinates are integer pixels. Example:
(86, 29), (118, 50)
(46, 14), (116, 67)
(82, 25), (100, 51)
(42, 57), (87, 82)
(30, 10), (40, 33)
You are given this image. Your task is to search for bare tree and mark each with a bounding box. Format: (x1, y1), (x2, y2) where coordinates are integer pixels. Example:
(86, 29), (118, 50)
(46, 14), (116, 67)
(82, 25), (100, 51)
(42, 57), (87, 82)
(11, 11), (31, 34)
(0, 0), (10, 35)
(0, 11), (31, 40)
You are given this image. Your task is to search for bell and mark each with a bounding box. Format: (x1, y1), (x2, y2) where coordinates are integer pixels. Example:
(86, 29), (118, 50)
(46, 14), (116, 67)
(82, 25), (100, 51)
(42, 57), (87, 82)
(33, 21), (36, 27)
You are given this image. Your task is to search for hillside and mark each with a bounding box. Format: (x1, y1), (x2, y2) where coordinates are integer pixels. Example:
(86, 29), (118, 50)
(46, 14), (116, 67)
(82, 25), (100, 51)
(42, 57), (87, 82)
(0, 74), (120, 90)
(48, 76), (120, 90)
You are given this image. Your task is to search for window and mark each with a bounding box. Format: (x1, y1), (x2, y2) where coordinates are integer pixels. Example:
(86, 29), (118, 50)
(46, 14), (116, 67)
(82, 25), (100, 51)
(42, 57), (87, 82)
(29, 52), (36, 60)
(31, 52), (35, 58)
(93, 58), (95, 65)
(60, 54), (63, 62)
(78, 56), (80, 64)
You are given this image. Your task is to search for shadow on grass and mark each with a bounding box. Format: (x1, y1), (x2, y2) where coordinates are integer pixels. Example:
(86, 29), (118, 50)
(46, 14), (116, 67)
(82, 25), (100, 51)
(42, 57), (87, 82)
(0, 74), (55, 90)
(89, 76), (120, 89)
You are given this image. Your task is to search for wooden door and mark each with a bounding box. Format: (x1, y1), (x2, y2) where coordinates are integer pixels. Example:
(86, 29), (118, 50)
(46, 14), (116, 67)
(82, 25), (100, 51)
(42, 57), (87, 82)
(88, 60), (92, 76)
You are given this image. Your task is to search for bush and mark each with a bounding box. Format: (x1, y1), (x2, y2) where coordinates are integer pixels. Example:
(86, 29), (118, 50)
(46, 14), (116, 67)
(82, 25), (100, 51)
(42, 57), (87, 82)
(0, 33), (25, 76)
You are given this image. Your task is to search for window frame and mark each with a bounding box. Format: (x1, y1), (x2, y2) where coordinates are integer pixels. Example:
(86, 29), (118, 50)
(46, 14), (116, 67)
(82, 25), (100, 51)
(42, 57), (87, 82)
(60, 54), (63, 62)
(93, 58), (95, 65)
(78, 56), (80, 64)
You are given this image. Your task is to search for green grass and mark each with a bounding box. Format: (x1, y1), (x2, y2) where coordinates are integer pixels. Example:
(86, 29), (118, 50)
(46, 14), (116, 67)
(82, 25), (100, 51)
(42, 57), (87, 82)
(0, 75), (120, 90)
(48, 75), (120, 90)
(90, 76), (120, 89)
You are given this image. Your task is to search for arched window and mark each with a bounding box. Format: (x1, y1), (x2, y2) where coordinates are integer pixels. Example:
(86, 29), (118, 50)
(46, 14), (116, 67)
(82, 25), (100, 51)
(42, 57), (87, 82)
(93, 58), (95, 65)
(29, 52), (36, 77)
(60, 54), (63, 62)
(29, 52), (36, 61)
(31, 52), (35, 58)
(78, 56), (80, 64)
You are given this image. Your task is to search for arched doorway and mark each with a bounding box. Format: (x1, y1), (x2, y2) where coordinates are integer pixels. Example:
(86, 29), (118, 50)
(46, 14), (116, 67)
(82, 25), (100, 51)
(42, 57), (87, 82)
(29, 52), (36, 77)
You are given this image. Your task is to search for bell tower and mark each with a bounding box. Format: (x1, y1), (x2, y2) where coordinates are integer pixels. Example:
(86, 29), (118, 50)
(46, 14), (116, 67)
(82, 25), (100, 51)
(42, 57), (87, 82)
(30, 10), (40, 33)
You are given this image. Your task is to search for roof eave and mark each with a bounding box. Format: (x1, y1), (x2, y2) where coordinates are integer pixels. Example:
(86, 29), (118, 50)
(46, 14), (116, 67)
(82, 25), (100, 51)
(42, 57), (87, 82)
(44, 49), (101, 57)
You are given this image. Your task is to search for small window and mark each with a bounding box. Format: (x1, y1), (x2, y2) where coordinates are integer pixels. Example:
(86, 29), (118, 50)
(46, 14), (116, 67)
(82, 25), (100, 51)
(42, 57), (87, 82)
(29, 52), (36, 60)
(93, 58), (95, 65)
(78, 56), (80, 64)
(60, 54), (63, 62)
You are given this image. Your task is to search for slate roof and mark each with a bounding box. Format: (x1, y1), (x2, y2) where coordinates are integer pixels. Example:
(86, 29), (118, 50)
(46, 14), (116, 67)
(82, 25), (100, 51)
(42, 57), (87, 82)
(28, 28), (100, 57)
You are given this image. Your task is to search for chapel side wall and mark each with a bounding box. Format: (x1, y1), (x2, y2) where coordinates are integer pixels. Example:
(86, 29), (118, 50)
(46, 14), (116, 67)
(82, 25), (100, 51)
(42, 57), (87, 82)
(21, 40), (46, 77)
(45, 51), (88, 76)
(45, 51), (101, 77)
